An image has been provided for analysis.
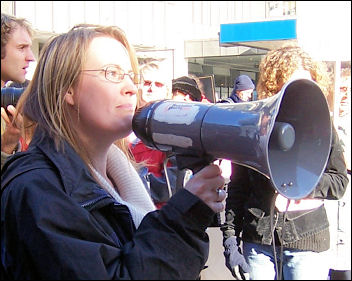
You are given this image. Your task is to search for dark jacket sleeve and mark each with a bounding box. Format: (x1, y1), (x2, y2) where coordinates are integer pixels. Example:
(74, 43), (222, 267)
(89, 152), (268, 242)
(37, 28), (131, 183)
(125, 189), (213, 280)
(1, 169), (214, 280)
(309, 124), (349, 200)
(220, 163), (251, 242)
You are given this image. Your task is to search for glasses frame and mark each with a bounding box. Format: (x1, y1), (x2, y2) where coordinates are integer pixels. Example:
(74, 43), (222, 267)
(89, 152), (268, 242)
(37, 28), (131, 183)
(82, 64), (142, 85)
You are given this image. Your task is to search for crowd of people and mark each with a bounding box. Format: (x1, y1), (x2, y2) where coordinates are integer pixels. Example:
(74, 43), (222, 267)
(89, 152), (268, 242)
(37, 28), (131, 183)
(1, 12), (349, 280)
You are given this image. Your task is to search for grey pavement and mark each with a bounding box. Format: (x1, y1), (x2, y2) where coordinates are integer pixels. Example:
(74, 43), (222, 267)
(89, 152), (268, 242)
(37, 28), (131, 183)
(200, 212), (235, 280)
(200, 227), (234, 280)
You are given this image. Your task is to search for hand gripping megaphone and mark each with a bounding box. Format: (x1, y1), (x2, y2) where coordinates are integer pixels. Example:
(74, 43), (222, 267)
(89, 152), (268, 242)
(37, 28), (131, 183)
(132, 78), (332, 200)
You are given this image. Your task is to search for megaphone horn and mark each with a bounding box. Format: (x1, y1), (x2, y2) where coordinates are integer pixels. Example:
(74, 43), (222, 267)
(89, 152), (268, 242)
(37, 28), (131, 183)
(132, 78), (332, 200)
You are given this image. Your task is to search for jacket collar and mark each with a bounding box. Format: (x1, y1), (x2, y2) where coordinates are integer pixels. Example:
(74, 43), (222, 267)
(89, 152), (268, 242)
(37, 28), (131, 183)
(3, 128), (113, 206)
(229, 92), (243, 103)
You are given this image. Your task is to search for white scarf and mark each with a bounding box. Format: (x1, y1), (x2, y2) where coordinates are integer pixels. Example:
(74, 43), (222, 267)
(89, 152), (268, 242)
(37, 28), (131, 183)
(90, 144), (156, 228)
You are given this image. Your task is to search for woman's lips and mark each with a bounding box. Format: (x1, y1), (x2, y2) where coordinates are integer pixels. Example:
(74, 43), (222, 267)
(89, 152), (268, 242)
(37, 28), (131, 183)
(116, 104), (135, 111)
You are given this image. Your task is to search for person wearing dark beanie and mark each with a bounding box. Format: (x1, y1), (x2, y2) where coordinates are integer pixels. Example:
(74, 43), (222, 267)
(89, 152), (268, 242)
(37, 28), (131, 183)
(172, 76), (202, 102)
(229, 74), (255, 103)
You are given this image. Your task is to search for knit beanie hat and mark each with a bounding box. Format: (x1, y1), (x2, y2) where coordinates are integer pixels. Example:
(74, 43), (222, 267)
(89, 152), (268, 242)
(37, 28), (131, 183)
(172, 76), (202, 101)
(233, 75), (255, 92)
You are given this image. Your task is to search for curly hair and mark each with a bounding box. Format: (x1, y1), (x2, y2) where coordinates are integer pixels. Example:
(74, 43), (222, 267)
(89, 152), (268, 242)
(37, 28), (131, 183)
(256, 42), (331, 99)
(1, 13), (33, 59)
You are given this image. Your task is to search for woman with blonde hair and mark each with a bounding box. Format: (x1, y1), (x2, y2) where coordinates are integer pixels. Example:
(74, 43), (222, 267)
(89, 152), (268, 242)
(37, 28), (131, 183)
(1, 24), (226, 279)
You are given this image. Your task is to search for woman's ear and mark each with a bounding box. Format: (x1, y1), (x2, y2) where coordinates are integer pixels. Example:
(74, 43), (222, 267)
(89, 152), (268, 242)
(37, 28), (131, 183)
(64, 88), (75, 106)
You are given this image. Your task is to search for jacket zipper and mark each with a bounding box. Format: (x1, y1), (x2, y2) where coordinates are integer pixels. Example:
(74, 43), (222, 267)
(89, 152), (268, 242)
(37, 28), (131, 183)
(80, 194), (112, 210)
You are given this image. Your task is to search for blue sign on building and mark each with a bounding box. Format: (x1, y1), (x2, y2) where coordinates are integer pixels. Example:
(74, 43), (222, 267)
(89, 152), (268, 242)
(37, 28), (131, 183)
(220, 19), (297, 47)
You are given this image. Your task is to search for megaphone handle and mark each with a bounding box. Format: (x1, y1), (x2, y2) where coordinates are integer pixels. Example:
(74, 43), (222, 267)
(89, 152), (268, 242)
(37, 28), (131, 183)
(174, 154), (222, 227)
(174, 154), (213, 174)
(209, 212), (222, 227)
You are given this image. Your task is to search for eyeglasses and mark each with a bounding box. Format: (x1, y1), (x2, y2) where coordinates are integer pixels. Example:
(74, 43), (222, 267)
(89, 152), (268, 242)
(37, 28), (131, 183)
(82, 64), (142, 85)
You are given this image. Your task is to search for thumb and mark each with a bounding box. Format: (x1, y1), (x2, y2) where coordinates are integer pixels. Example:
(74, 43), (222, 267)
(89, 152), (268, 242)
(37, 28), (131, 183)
(232, 266), (242, 280)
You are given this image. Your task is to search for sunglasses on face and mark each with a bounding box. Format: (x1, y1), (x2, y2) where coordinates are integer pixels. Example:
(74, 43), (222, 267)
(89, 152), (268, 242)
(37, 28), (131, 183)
(143, 80), (165, 88)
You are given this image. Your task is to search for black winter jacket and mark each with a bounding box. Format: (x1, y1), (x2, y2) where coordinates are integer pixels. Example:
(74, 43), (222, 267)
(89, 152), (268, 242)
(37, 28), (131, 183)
(221, 125), (348, 252)
(1, 129), (215, 279)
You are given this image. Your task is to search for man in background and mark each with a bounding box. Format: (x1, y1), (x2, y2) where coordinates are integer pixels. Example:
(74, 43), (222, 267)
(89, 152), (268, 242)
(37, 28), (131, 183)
(1, 13), (34, 87)
(1, 13), (35, 168)
(172, 75), (203, 102)
(228, 74), (255, 103)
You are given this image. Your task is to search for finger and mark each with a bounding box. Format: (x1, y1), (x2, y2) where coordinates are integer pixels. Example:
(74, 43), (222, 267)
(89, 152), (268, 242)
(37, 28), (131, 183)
(3, 106), (23, 128)
(210, 174), (226, 192)
(239, 266), (246, 280)
(196, 163), (222, 179)
(186, 167), (225, 196)
(1, 107), (11, 124)
(239, 264), (250, 280)
(6, 105), (17, 116)
(208, 201), (225, 213)
(232, 266), (241, 280)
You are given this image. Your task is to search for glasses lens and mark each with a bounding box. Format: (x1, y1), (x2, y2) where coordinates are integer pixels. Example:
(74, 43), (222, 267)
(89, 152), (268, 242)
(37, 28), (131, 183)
(154, 82), (164, 88)
(105, 66), (124, 82)
(143, 81), (152, 87)
(104, 66), (142, 85)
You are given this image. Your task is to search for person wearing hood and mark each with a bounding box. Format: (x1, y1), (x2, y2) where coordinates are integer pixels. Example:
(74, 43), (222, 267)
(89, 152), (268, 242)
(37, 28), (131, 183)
(228, 75), (255, 103)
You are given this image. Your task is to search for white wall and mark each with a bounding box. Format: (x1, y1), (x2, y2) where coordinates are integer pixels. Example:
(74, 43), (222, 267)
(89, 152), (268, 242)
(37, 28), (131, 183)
(296, 1), (351, 61)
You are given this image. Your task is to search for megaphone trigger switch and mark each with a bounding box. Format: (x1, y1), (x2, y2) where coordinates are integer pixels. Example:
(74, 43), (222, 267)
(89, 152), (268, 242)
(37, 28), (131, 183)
(272, 122), (295, 151)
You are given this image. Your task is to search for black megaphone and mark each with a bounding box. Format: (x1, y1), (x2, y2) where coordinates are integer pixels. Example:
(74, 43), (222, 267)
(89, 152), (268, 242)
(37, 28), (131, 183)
(132, 78), (332, 200)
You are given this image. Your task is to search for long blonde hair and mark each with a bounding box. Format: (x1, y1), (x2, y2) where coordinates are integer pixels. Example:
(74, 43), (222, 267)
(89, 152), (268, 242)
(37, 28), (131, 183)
(16, 24), (139, 166)
(256, 42), (331, 99)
